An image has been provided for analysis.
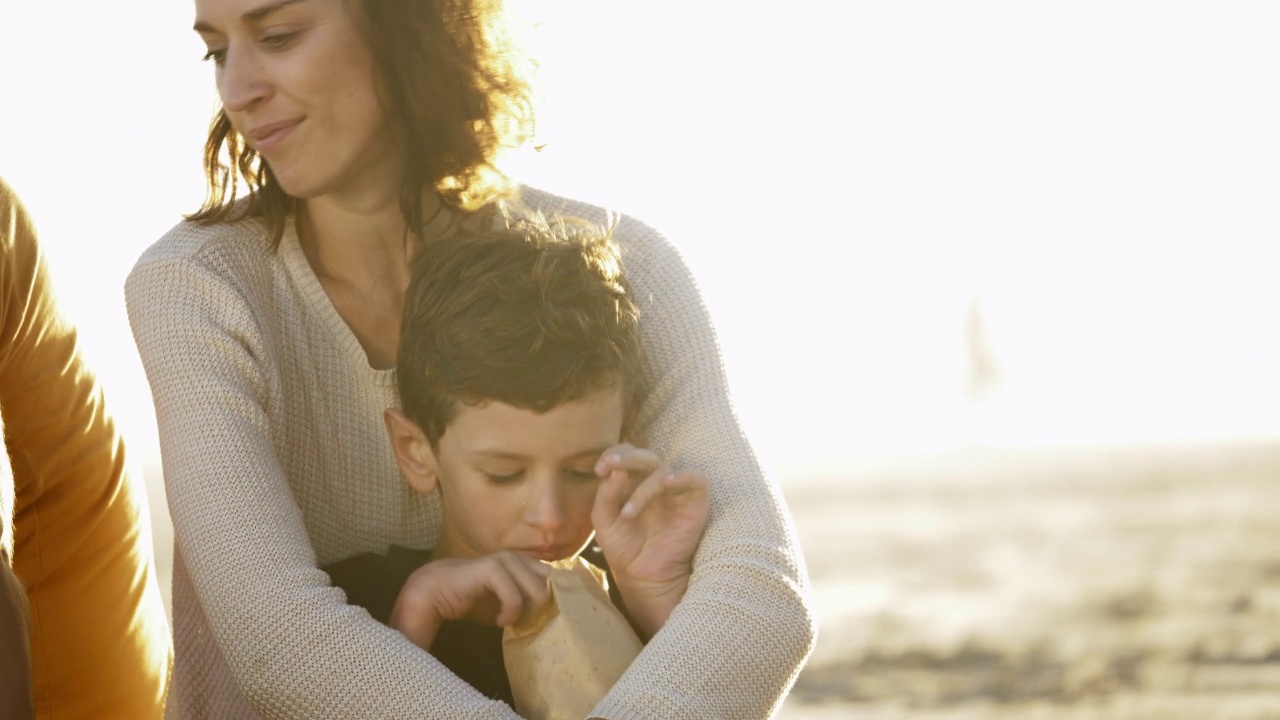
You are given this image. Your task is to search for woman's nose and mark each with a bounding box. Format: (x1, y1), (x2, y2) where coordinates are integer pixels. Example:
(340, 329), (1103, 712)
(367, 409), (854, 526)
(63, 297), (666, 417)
(218, 45), (272, 114)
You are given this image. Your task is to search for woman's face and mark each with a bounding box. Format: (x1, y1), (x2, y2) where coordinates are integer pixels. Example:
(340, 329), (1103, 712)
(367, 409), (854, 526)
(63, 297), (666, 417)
(194, 0), (399, 200)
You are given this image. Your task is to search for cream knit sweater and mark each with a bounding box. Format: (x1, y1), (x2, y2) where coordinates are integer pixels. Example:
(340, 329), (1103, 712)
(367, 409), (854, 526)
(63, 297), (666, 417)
(126, 188), (816, 719)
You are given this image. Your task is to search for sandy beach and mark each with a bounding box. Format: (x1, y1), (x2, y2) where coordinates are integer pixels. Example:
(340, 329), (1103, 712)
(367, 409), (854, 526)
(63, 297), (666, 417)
(142, 441), (1280, 718)
(778, 443), (1280, 719)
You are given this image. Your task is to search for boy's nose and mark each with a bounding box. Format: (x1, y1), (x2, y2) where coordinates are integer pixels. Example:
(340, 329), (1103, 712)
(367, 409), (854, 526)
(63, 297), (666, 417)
(523, 484), (566, 532)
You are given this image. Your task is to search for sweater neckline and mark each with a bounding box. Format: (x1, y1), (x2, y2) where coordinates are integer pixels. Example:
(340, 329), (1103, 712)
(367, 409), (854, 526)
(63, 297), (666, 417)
(279, 218), (398, 388)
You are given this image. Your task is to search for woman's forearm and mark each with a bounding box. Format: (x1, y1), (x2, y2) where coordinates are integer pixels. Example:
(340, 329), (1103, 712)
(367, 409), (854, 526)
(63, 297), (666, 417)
(127, 250), (522, 719)
(532, 198), (818, 718)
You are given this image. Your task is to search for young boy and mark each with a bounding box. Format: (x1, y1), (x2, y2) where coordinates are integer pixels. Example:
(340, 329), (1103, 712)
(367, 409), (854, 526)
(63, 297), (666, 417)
(323, 218), (709, 707)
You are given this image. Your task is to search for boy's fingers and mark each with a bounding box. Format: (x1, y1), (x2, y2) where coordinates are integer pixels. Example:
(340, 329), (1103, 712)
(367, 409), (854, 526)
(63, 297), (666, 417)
(591, 468), (632, 529)
(667, 471), (711, 523)
(596, 445), (660, 478)
(622, 469), (710, 521)
(501, 553), (551, 610)
(594, 443), (636, 476)
(618, 465), (674, 520)
(666, 470), (710, 497)
(481, 563), (525, 627)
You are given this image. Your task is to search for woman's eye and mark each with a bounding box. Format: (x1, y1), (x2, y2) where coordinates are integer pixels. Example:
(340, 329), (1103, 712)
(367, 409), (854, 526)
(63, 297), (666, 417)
(261, 32), (297, 50)
(201, 48), (227, 65)
(568, 469), (599, 482)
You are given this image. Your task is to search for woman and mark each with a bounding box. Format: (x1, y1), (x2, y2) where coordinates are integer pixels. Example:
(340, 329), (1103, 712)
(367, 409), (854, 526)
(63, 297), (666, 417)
(127, 0), (815, 717)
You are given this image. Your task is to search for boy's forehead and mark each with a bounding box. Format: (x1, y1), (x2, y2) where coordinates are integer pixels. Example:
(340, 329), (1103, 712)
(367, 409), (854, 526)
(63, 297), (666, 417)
(444, 388), (626, 456)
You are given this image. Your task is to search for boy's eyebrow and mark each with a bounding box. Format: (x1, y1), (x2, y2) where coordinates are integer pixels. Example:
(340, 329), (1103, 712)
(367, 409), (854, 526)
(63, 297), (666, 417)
(470, 446), (615, 462)
(194, 0), (310, 33)
(471, 450), (527, 461)
(569, 446), (616, 461)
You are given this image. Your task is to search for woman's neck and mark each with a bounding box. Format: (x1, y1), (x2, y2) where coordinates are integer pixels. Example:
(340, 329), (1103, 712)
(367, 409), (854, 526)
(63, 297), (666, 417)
(297, 192), (424, 284)
(295, 190), (447, 369)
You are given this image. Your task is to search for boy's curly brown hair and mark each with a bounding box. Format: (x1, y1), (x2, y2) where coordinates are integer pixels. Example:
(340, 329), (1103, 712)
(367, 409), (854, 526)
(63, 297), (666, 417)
(398, 216), (643, 445)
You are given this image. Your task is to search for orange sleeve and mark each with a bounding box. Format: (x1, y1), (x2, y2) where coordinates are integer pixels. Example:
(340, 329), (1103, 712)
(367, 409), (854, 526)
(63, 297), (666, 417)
(0, 178), (171, 719)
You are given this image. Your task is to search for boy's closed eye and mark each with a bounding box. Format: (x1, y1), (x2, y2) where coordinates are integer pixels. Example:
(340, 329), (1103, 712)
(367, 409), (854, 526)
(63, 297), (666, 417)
(481, 468), (600, 484)
(481, 469), (525, 485)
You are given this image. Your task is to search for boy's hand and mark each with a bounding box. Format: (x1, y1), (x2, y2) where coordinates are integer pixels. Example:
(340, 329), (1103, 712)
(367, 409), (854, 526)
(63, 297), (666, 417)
(389, 552), (551, 651)
(592, 444), (710, 639)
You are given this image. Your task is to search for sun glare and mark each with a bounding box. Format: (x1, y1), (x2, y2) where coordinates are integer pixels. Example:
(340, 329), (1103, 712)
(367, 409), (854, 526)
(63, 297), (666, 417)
(1, 1), (1279, 478)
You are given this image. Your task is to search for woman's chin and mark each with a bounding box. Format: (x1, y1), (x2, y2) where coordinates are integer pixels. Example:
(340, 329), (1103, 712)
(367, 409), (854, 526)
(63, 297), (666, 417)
(268, 172), (314, 201)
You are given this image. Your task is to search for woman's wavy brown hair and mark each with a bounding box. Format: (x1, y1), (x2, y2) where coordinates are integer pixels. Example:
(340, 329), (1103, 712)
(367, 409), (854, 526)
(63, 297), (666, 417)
(188, 0), (535, 245)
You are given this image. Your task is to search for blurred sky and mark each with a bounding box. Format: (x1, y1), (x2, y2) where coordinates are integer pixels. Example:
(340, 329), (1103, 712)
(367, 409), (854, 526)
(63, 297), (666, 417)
(1, 1), (1278, 478)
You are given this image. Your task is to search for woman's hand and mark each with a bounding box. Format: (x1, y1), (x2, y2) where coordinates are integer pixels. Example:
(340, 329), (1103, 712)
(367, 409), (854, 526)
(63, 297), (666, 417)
(388, 552), (551, 651)
(591, 444), (710, 639)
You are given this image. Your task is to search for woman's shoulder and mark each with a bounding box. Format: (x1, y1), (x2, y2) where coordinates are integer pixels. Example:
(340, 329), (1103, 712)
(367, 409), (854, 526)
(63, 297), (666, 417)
(127, 208), (280, 301)
(133, 210), (274, 272)
(514, 185), (691, 281)
(514, 187), (665, 249)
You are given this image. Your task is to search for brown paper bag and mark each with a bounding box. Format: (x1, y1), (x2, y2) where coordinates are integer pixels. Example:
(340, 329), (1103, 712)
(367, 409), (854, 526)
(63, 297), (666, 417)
(503, 557), (643, 720)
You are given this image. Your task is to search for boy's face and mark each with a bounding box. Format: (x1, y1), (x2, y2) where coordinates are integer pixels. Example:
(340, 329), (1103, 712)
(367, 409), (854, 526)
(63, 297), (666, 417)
(427, 386), (625, 562)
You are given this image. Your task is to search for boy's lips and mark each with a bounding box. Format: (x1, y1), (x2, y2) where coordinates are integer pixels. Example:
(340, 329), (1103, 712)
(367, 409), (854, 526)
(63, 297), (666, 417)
(521, 545), (573, 561)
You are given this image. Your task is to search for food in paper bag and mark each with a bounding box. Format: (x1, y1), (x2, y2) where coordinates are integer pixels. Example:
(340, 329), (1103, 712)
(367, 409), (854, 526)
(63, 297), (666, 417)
(503, 557), (643, 720)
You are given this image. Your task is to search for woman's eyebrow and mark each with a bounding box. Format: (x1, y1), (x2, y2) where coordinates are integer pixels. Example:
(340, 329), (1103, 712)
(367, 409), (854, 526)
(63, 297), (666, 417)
(194, 0), (310, 32)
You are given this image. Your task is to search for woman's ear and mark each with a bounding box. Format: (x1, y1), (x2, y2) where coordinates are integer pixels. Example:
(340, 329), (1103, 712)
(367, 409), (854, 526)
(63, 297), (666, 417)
(383, 409), (439, 495)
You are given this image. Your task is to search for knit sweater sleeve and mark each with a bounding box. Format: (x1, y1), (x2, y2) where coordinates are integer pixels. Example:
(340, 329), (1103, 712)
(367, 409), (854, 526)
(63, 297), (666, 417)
(584, 213), (819, 719)
(126, 247), (519, 719)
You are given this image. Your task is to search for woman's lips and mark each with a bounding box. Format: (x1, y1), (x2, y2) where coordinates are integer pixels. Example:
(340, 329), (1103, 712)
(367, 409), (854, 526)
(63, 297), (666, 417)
(249, 119), (301, 153)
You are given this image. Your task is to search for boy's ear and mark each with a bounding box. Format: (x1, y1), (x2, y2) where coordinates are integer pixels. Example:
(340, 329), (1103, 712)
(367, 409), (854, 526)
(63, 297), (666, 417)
(384, 409), (439, 495)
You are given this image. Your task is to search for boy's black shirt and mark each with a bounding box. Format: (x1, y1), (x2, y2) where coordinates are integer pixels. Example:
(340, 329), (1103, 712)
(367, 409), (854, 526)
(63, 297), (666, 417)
(322, 544), (618, 708)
